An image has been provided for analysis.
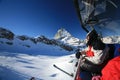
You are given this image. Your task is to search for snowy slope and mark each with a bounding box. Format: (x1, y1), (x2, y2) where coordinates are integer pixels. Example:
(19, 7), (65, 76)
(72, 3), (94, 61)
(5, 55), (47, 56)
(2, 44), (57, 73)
(0, 37), (70, 56)
(0, 52), (76, 80)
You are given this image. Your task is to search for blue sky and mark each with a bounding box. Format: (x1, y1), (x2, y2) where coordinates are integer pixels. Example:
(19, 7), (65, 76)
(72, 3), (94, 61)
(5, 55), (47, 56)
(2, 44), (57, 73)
(0, 0), (87, 39)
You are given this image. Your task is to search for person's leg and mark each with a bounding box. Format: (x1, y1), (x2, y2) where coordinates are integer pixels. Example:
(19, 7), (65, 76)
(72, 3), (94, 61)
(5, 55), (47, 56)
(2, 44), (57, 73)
(80, 71), (92, 80)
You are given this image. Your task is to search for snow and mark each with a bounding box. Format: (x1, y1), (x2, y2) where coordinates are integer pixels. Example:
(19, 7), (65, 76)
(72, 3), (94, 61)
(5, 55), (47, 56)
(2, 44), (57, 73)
(54, 28), (72, 40)
(0, 52), (76, 80)
(102, 36), (120, 44)
(0, 36), (77, 80)
(54, 28), (82, 47)
(0, 37), (70, 56)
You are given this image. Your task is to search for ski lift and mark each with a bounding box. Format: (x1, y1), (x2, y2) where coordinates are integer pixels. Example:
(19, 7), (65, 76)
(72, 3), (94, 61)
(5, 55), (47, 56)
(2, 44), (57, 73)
(74, 0), (120, 36)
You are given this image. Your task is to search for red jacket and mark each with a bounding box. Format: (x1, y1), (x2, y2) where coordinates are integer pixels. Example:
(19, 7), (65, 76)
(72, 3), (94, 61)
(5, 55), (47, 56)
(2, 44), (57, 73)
(101, 56), (120, 80)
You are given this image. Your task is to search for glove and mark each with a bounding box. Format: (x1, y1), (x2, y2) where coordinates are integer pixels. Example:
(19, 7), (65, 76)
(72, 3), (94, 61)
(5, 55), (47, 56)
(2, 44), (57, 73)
(75, 52), (81, 59)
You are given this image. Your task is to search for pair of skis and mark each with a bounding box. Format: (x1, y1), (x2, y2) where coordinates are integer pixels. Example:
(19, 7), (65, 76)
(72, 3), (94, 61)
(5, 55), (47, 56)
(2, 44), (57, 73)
(53, 57), (82, 80)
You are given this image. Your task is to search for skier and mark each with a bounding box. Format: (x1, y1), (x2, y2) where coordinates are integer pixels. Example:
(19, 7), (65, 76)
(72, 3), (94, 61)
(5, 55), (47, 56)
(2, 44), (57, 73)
(75, 29), (110, 79)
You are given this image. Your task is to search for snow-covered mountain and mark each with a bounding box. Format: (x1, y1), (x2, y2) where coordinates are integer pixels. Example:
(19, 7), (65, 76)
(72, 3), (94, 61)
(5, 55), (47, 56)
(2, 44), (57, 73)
(0, 27), (75, 55)
(54, 28), (85, 47)
(102, 36), (120, 44)
(54, 28), (72, 39)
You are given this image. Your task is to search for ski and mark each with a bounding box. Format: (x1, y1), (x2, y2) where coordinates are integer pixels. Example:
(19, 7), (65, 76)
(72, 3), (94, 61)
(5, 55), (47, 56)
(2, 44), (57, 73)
(53, 64), (74, 77)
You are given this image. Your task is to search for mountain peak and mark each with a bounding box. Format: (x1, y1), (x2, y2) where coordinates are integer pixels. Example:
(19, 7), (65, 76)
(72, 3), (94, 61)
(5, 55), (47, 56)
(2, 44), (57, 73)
(54, 28), (72, 39)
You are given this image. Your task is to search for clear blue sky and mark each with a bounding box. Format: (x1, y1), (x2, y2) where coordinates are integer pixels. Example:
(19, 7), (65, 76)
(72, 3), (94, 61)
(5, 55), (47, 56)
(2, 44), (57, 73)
(0, 0), (87, 39)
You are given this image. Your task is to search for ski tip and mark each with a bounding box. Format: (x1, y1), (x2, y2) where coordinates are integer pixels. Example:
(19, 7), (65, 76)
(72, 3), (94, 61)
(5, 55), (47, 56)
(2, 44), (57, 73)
(53, 64), (56, 67)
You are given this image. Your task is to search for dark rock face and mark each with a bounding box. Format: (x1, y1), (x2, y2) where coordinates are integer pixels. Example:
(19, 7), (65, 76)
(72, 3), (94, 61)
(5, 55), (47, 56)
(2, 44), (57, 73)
(17, 35), (29, 41)
(35, 35), (73, 51)
(0, 27), (14, 40)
